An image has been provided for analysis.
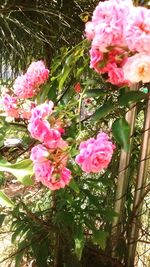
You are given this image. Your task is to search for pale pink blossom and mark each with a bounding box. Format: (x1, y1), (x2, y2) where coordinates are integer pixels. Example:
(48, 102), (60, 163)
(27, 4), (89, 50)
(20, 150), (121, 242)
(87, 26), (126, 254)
(27, 61), (49, 86)
(13, 61), (49, 99)
(75, 132), (115, 173)
(30, 101), (54, 121)
(85, 22), (95, 40)
(88, 0), (133, 51)
(123, 53), (150, 83)
(30, 144), (49, 162)
(125, 7), (150, 54)
(13, 74), (38, 99)
(92, 0), (132, 24)
(92, 21), (125, 52)
(1, 94), (19, 118)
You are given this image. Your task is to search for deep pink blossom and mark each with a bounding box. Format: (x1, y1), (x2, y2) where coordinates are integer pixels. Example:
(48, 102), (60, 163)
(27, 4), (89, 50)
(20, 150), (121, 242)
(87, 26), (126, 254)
(28, 118), (63, 150)
(30, 144), (49, 162)
(89, 47), (104, 73)
(43, 128), (61, 149)
(28, 118), (50, 142)
(48, 167), (71, 190)
(33, 160), (54, 184)
(34, 161), (71, 190)
(107, 63), (129, 86)
(75, 132), (115, 173)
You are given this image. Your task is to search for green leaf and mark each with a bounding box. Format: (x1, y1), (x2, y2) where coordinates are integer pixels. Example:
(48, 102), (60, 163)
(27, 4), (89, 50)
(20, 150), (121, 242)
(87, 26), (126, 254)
(112, 118), (130, 151)
(74, 227), (85, 260)
(11, 225), (28, 243)
(37, 81), (51, 104)
(15, 240), (28, 267)
(48, 79), (57, 101)
(102, 209), (119, 221)
(91, 100), (115, 121)
(0, 214), (5, 226)
(0, 158), (34, 185)
(93, 230), (108, 250)
(0, 191), (14, 207)
(85, 89), (106, 98)
(82, 189), (99, 207)
(56, 211), (74, 226)
(32, 239), (49, 267)
(69, 179), (80, 193)
(119, 91), (146, 106)
(58, 65), (72, 91)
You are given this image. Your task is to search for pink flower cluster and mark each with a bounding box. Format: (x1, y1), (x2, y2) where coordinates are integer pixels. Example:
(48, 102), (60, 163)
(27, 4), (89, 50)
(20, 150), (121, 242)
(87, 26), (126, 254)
(1, 93), (19, 118)
(1, 61), (49, 119)
(75, 133), (115, 173)
(13, 61), (49, 99)
(1, 91), (35, 120)
(29, 102), (72, 190)
(86, 0), (150, 85)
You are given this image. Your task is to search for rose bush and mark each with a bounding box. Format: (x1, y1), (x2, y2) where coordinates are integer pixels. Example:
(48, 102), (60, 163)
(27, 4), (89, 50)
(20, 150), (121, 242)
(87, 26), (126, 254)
(0, 1), (149, 266)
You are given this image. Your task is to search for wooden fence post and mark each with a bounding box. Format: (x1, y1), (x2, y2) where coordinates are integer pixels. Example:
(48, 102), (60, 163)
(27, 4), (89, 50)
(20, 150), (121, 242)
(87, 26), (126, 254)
(126, 95), (150, 267)
(111, 85), (138, 257)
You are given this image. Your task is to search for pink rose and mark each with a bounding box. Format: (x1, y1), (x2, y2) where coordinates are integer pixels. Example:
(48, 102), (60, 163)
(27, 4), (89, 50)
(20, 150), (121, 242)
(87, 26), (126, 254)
(30, 101), (54, 121)
(107, 63), (129, 86)
(125, 6), (150, 54)
(33, 160), (54, 185)
(89, 47), (104, 73)
(75, 132), (115, 173)
(27, 60), (49, 86)
(47, 167), (72, 190)
(13, 61), (49, 99)
(43, 128), (61, 149)
(28, 119), (50, 142)
(88, 0), (132, 51)
(13, 74), (37, 99)
(85, 21), (95, 40)
(34, 161), (71, 191)
(1, 93), (19, 118)
(30, 144), (49, 162)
